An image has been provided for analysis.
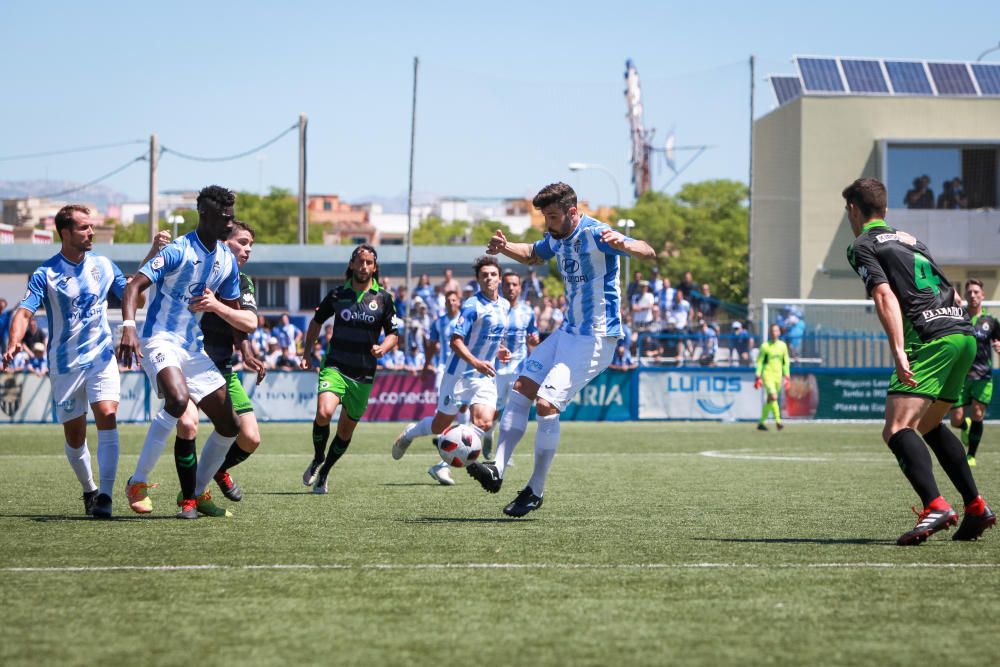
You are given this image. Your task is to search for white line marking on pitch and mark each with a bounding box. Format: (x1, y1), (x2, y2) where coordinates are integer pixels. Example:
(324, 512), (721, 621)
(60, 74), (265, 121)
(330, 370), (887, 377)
(700, 450), (884, 462)
(3, 562), (999, 574)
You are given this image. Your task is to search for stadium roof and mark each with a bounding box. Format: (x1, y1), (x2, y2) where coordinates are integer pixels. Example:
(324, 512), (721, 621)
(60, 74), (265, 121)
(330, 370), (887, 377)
(768, 55), (1000, 107)
(0, 244), (503, 277)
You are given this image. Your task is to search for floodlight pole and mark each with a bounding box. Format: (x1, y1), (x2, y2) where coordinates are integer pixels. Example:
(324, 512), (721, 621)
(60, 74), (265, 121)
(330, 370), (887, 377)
(748, 54), (756, 331)
(977, 42), (1000, 61)
(297, 113), (308, 245)
(148, 134), (158, 243)
(405, 56), (419, 344)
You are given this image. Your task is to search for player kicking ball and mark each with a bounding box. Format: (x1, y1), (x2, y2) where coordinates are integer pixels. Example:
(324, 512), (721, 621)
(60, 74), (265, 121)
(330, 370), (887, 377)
(118, 185), (254, 519)
(754, 324), (790, 431)
(468, 183), (655, 516)
(300, 244), (400, 494)
(2, 205), (151, 519)
(423, 289), (464, 484)
(844, 177), (995, 544)
(392, 256), (511, 483)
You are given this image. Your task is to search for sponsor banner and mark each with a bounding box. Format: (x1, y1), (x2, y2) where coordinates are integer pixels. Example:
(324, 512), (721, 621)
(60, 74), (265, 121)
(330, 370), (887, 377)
(87, 371), (147, 422)
(559, 369), (633, 421)
(0, 372), (52, 423)
(638, 369), (758, 420)
(366, 372), (438, 421)
(245, 370), (319, 422)
(783, 371), (889, 420)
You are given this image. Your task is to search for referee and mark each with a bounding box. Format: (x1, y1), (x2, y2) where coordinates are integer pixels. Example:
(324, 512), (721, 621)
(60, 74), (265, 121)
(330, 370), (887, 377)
(299, 244), (400, 494)
(844, 177), (994, 545)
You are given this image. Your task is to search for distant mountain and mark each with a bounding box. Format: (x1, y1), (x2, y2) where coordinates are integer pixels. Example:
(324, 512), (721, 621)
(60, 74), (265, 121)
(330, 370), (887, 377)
(0, 180), (132, 211)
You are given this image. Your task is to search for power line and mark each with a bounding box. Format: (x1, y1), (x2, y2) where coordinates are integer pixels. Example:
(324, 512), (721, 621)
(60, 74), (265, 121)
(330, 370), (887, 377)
(162, 123), (298, 162)
(32, 153), (148, 200)
(0, 139), (145, 162)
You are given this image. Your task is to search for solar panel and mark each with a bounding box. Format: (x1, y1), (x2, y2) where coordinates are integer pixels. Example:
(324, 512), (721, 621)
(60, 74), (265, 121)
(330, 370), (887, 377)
(841, 59), (889, 93)
(972, 63), (1000, 95)
(928, 62), (977, 95)
(771, 76), (802, 105)
(797, 58), (844, 92)
(884, 61), (934, 95)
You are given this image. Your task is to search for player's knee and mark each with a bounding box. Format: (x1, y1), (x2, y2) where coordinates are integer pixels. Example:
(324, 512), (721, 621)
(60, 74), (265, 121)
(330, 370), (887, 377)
(214, 411), (240, 439)
(881, 424), (898, 445)
(177, 412), (198, 439)
(163, 393), (189, 417)
(536, 399), (560, 417)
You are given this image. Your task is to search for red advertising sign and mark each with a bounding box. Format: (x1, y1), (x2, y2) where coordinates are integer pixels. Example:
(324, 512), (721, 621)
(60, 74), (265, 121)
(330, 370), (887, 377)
(364, 371), (438, 421)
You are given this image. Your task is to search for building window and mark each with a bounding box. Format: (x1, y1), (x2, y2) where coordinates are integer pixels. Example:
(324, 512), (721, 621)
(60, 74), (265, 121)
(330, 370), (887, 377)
(254, 278), (287, 309)
(887, 143), (998, 210)
(299, 278), (322, 309)
(323, 201), (332, 211)
(350, 235), (369, 245)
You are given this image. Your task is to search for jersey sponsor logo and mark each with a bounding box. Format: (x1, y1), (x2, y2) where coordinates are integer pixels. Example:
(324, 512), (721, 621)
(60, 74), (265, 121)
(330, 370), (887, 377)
(856, 265), (869, 280)
(22, 288), (32, 303)
(875, 231), (917, 246)
(341, 307), (376, 324)
(185, 282), (208, 298)
(921, 306), (964, 322)
(70, 293), (102, 322)
(526, 359), (544, 373)
(562, 258), (580, 273)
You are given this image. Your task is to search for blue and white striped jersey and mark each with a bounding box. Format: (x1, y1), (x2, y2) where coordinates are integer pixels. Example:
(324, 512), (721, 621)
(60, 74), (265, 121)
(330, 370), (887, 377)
(139, 231), (240, 351)
(18, 252), (127, 374)
(428, 311), (461, 370)
(446, 293), (510, 379)
(498, 300), (538, 377)
(533, 216), (630, 338)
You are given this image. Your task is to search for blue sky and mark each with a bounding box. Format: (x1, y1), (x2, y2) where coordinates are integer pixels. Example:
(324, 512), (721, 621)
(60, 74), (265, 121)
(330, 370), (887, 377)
(2, 1), (999, 209)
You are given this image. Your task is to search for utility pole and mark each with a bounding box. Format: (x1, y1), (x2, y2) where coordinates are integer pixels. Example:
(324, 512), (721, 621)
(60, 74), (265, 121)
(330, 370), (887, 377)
(405, 56), (419, 340)
(747, 55), (756, 330)
(298, 113), (308, 245)
(148, 133), (158, 243)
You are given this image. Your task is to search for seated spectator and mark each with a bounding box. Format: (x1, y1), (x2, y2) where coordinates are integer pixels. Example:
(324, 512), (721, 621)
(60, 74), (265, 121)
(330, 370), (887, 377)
(310, 341), (325, 368)
(250, 314), (270, 358)
(697, 320), (718, 366)
(777, 306), (806, 358)
(414, 274), (436, 315)
(677, 271), (696, 301)
(317, 323), (334, 350)
(274, 346), (299, 371)
(10, 348), (30, 372)
(27, 343), (48, 375)
(382, 347), (406, 370)
(626, 270), (643, 301)
(649, 266), (664, 294)
(264, 337), (283, 369)
(638, 332), (663, 363)
(403, 338), (426, 374)
(657, 278), (676, 324)
(274, 313), (302, 352)
(904, 175), (934, 209)
(667, 290), (691, 330)
(20, 316), (47, 355)
(630, 281), (655, 330)
(609, 338), (637, 371)
(937, 177), (968, 210)
(729, 321), (753, 366)
(697, 283), (718, 322)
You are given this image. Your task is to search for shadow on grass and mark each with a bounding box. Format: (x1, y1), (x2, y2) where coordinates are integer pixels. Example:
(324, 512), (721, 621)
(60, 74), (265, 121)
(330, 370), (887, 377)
(401, 516), (535, 524)
(696, 537), (894, 545)
(382, 482), (437, 487)
(253, 491), (320, 496)
(0, 514), (176, 522)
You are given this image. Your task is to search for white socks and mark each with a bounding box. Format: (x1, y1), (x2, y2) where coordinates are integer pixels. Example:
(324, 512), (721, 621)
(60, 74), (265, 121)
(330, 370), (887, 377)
(495, 391), (531, 477)
(406, 416), (435, 441)
(64, 442), (96, 492)
(194, 431), (238, 496)
(96, 429), (119, 497)
(133, 409), (179, 484)
(527, 413), (560, 496)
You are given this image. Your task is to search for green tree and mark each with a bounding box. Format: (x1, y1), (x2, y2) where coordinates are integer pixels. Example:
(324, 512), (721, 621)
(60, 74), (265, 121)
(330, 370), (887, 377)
(411, 215), (469, 245)
(469, 219), (513, 246)
(619, 179), (748, 305)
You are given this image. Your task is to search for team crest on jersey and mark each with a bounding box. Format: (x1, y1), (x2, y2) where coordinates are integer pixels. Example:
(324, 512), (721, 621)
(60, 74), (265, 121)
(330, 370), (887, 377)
(573, 238), (582, 253)
(211, 259), (222, 278)
(60, 398), (76, 413)
(91, 265), (101, 282)
(154, 352), (165, 364)
(368, 300), (378, 311)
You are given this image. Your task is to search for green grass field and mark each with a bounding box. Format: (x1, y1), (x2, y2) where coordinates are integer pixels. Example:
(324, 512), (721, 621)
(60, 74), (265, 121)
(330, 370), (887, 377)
(1, 421), (998, 666)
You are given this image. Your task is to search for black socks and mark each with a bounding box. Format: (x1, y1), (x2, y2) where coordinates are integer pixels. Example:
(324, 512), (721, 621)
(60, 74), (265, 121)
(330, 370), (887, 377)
(887, 428), (941, 507)
(174, 437), (197, 500)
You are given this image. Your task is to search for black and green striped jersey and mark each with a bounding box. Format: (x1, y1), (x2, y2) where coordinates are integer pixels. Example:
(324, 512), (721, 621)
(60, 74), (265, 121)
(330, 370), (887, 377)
(313, 281), (400, 384)
(847, 220), (972, 346)
(201, 272), (257, 373)
(967, 310), (1000, 380)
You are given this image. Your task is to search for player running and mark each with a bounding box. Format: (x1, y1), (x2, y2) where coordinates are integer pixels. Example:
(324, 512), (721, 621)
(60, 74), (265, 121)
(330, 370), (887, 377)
(485, 270), (539, 455)
(754, 323), (790, 431)
(949, 278), (1000, 466)
(423, 289), (463, 484)
(170, 219), (266, 505)
(468, 182), (655, 517)
(2, 205), (150, 519)
(300, 244), (400, 494)
(844, 177), (995, 544)
(118, 185), (254, 519)
(391, 256), (511, 480)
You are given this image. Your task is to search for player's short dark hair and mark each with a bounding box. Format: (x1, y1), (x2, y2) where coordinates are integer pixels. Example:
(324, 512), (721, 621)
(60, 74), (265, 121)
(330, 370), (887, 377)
(444, 290), (459, 299)
(474, 255), (501, 277)
(54, 204), (90, 240)
(966, 278), (984, 291)
(196, 185), (236, 215)
(532, 182), (577, 212)
(345, 243), (380, 284)
(229, 219), (256, 241)
(501, 270), (520, 282)
(842, 178), (887, 219)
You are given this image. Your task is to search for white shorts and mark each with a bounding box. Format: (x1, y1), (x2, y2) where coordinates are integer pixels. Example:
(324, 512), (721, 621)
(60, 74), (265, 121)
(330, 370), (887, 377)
(436, 372), (497, 416)
(140, 337), (226, 404)
(50, 356), (120, 423)
(520, 329), (617, 412)
(496, 372), (517, 410)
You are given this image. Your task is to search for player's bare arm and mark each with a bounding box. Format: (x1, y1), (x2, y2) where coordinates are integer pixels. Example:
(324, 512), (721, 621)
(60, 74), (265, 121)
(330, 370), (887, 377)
(599, 228), (656, 261)
(299, 319), (323, 370)
(371, 333), (399, 358)
(189, 289), (257, 333)
(450, 334), (495, 377)
(117, 272), (152, 368)
(486, 230), (542, 265)
(871, 282), (917, 387)
(2, 308), (32, 371)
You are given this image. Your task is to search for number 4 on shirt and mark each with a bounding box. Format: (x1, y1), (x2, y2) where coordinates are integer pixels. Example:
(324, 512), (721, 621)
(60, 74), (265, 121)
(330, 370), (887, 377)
(913, 252), (941, 295)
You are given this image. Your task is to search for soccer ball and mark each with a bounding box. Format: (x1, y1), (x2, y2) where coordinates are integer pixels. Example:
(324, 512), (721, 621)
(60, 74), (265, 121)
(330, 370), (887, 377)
(436, 424), (483, 468)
